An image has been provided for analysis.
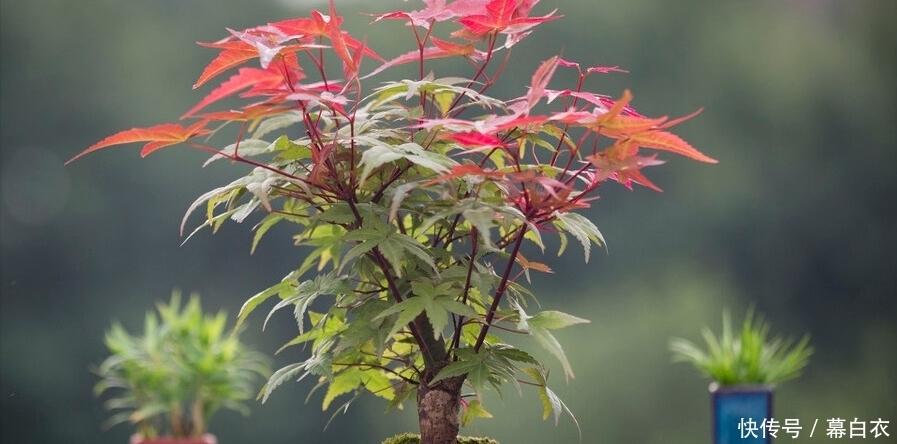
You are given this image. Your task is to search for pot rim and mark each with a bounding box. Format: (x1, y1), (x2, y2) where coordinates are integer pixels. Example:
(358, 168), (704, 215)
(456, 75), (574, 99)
(708, 381), (775, 393)
(129, 433), (218, 444)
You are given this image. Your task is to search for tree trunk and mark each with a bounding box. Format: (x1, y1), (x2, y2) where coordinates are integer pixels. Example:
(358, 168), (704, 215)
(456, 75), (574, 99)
(417, 362), (465, 444)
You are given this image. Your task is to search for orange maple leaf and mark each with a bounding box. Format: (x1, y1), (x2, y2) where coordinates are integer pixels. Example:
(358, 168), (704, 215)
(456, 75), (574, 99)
(630, 130), (717, 164)
(193, 47), (260, 89)
(65, 121), (211, 164)
(194, 103), (295, 122)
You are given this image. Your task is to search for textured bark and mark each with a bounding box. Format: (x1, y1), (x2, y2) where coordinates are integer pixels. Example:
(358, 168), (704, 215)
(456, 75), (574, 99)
(417, 363), (465, 444)
(130, 434), (217, 444)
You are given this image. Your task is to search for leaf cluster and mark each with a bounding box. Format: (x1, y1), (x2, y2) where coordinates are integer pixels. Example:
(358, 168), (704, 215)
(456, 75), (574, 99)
(93, 291), (269, 438)
(669, 309), (813, 386)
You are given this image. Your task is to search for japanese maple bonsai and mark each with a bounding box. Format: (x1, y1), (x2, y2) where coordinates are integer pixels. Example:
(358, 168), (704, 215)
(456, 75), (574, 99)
(71, 1), (716, 443)
(94, 292), (269, 443)
(669, 309), (813, 444)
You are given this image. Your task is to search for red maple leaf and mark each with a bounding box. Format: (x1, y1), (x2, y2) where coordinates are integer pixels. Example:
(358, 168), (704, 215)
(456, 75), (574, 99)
(192, 27), (313, 90)
(270, 10), (332, 37)
(271, 4), (382, 64)
(507, 56), (559, 116)
(365, 37), (478, 79)
(454, 0), (558, 40)
(189, 5), (382, 90)
(373, 0), (485, 28)
(181, 67), (288, 119)
(326, 1), (358, 79)
(444, 131), (505, 149)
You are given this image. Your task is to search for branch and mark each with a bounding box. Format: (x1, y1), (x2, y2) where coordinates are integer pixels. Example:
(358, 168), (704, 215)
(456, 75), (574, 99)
(450, 226), (479, 352)
(474, 224), (527, 352)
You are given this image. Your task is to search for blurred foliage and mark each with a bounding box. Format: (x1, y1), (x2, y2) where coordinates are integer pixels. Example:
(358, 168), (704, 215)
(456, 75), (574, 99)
(669, 309), (813, 386)
(1, 0), (894, 443)
(94, 291), (268, 438)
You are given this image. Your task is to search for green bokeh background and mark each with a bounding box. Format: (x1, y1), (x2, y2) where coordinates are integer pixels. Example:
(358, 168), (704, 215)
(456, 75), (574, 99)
(1, 0), (894, 443)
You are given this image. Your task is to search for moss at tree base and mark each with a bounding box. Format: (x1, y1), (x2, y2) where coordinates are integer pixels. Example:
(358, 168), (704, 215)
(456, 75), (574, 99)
(382, 433), (499, 444)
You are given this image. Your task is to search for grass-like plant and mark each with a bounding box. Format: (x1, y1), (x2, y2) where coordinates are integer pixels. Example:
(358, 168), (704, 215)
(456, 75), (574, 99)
(669, 309), (813, 386)
(94, 292), (269, 440)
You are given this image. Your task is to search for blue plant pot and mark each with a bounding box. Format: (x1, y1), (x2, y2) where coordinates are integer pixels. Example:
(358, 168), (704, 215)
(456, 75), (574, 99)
(711, 383), (774, 444)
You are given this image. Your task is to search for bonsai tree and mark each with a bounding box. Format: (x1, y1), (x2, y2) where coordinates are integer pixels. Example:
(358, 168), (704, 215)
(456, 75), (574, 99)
(94, 292), (269, 443)
(71, 1), (716, 442)
(669, 309), (813, 387)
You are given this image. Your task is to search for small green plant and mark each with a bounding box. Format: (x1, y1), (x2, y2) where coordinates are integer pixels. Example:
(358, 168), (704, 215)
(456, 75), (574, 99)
(94, 291), (269, 439)
(669, 309), (813, 386)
